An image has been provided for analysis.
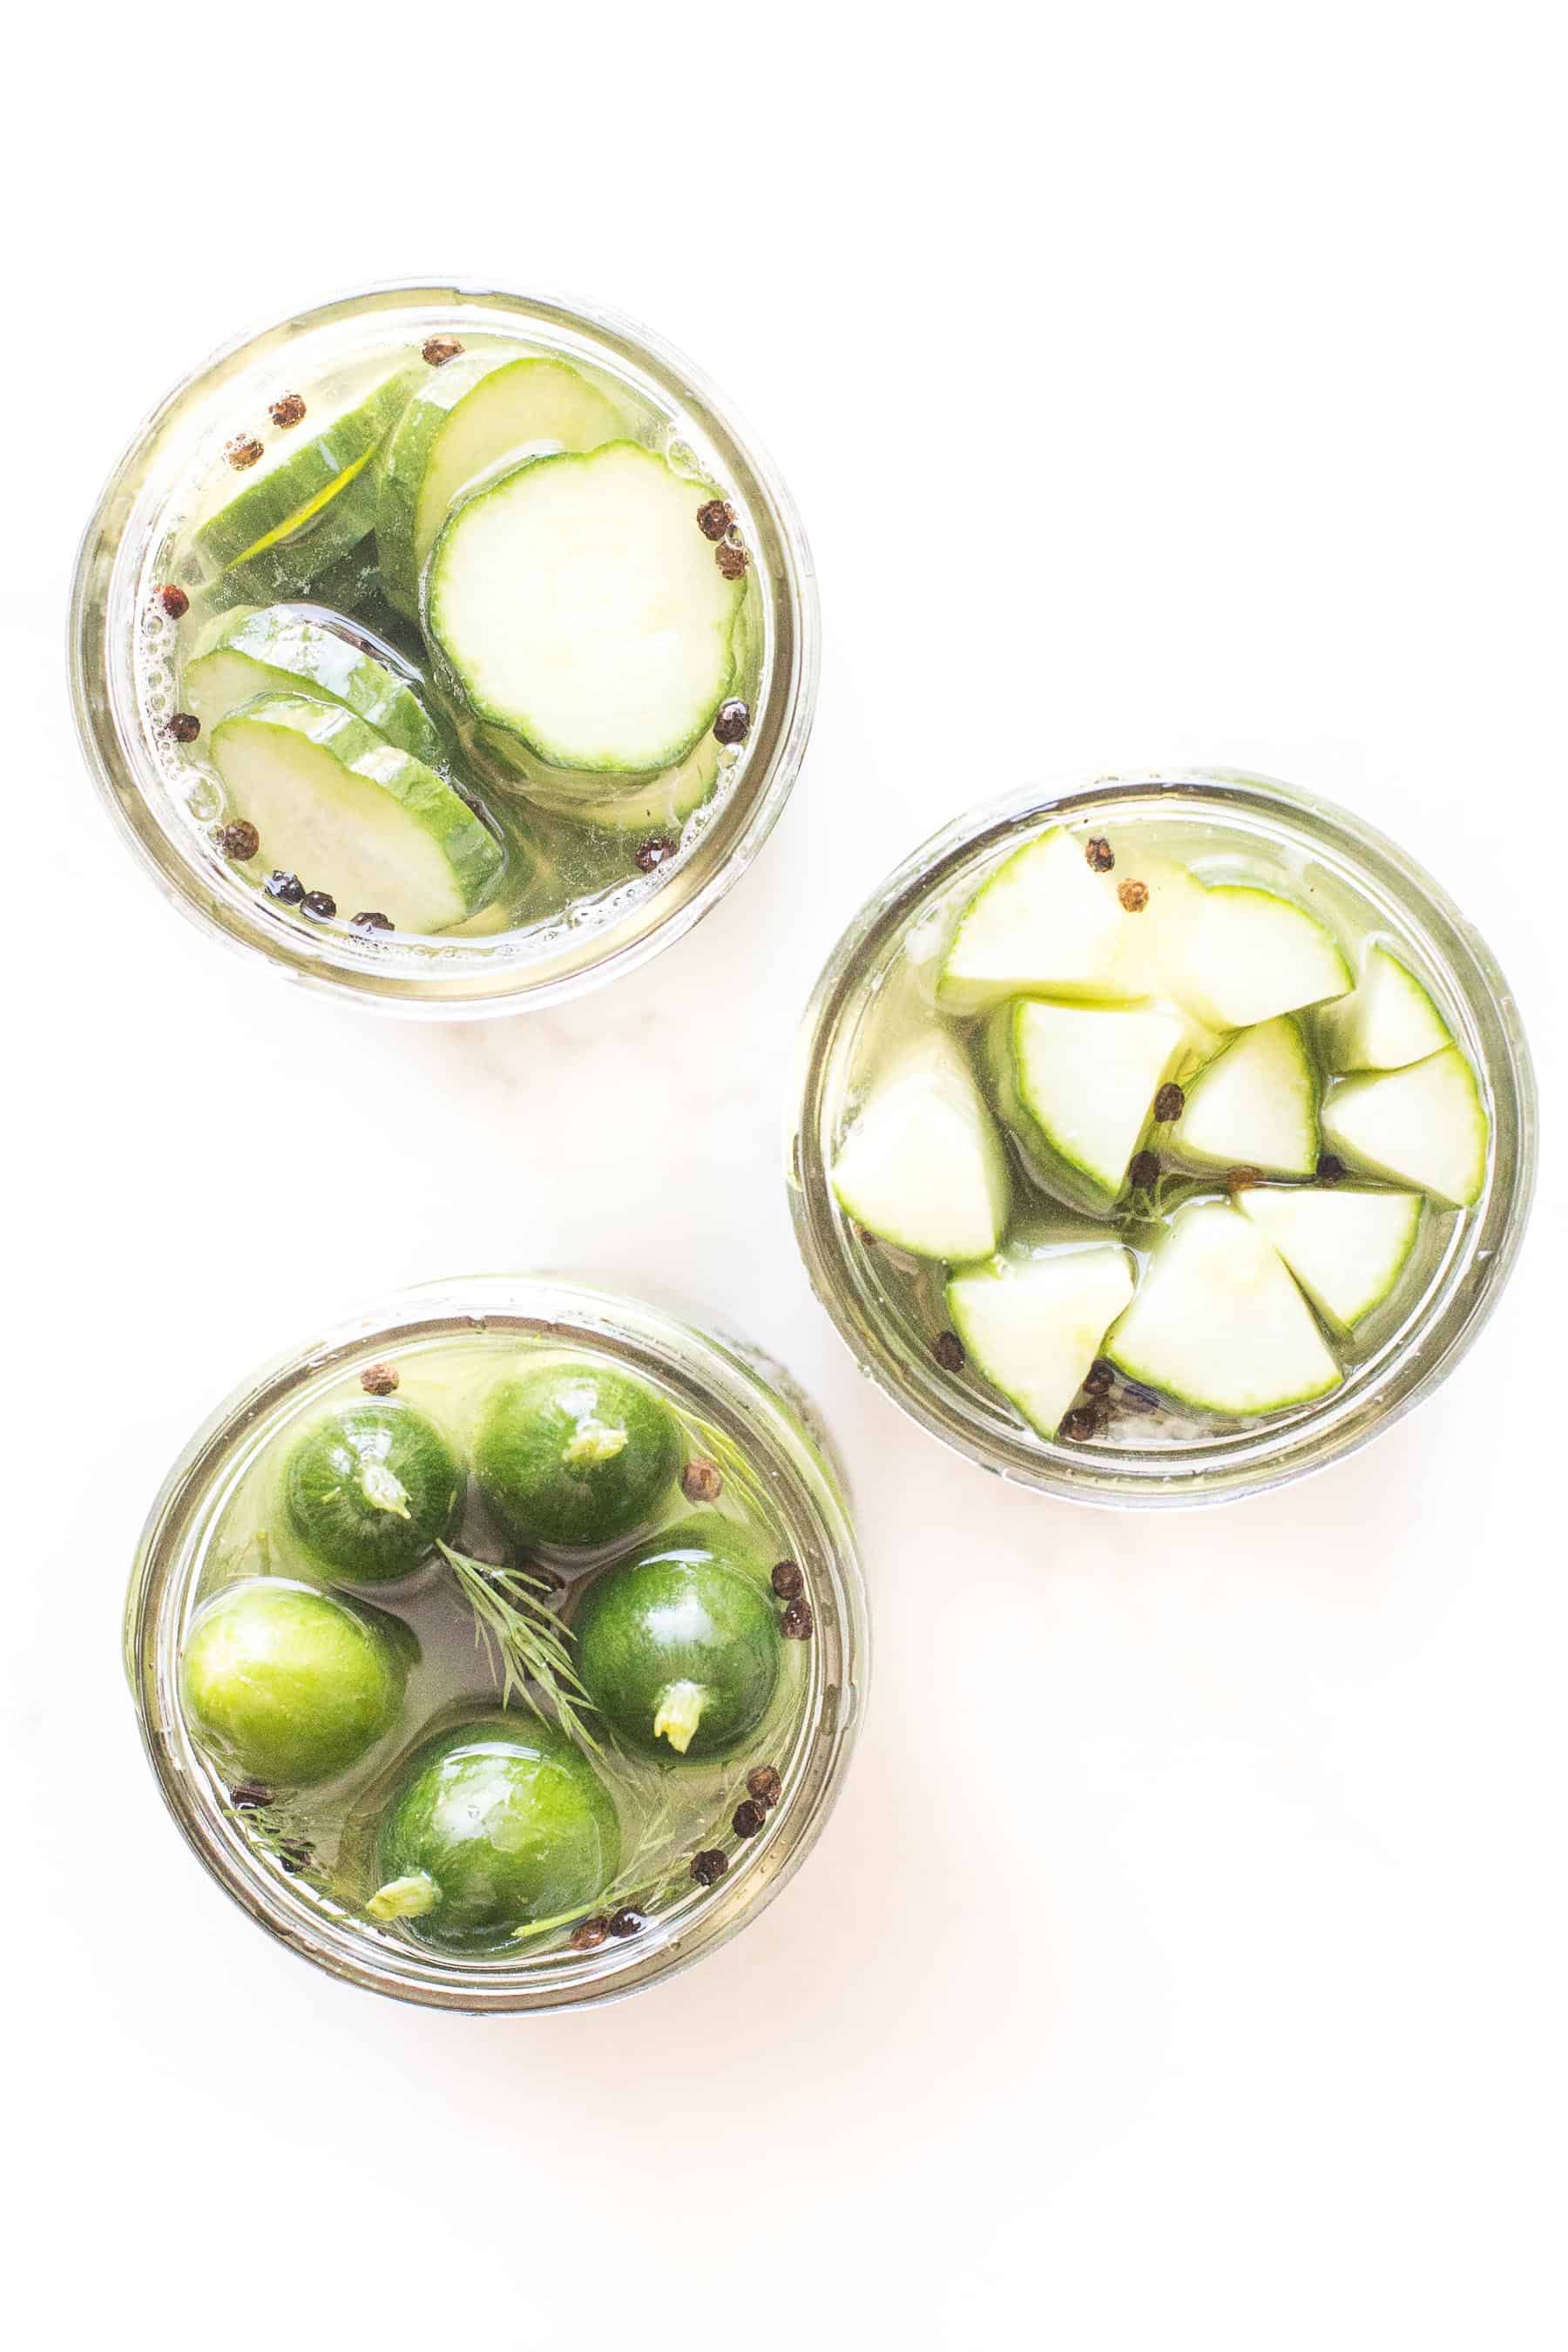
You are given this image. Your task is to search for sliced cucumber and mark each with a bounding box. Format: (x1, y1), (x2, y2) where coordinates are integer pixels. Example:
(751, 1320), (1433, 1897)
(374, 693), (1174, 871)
(1315, 943), (1452, 1071)
(209, 693), (503, 933)
(946, 1245), (1135, 1437)
(936, 827), (1133, 1014)
(427, 442), (742, 774)
(193, 371), (412, 591)
(376, 355), (625, 618)
(1168, 883), (1351, 1030)
(1321, 1047), (1489, 1206)
(986, 1000), (1187, 1213)
(476, 723), (721, 831)
(1169, 1015), (1320, 1177)
(1107, 1203), (1343, 1416)
(185, 605), (444, 766)
(1236, 1186), (1423, 1331)
(831, 1036), (1010, 1260)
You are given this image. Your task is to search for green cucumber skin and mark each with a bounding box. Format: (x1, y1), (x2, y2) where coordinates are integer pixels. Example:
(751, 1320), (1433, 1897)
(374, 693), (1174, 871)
(375, 1718), (620, 1951)
(284, 1400), (463, 1585)
(574, 1526), (782, 1761)
(180, 1578), (415, 1789)
(426, 443), (740, 777)
(206, 463), (381, 605)
(474, 1362), (684, 1551)
(186, 606), (444, 765)
(195, 373), (415, 577)
(983, 1006), (1125, 1216)
(210, 693), (504, 918)
(375, 354), (501, 615)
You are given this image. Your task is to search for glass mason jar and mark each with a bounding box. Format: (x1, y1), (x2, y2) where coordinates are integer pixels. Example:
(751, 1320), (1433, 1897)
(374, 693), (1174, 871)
(788, 769), (1537, 1507)
(71, 281), (818, 1017)
(125, 1278), (867, 2011)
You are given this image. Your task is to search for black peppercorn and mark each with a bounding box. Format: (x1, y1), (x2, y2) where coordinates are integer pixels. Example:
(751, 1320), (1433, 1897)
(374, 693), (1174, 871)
(1153, 1082), (1186, 1123)
(747, 1765), (782, 1809)
(1128, 1149), (1160, 1189)
(1117, 878), (1150, 912)
(680, 1459), (723, 1504)
(633, 835), (677, 874)
(1085, 836), (1115, 872)
(569, 1915), (610, 1951)
(214, 820), (259, 862)
(1316, 1152), (1347, 1186)
(771, 1561), (804, 1601)
(301, 889), (337, 920)
(781, 1598), (814, 1641)
(1225, 1165), (1265, 1194)
(691, 1849), (727, 1887)
(607, 1908), (644, 1939)
(351, 910), (394, 933)
(277, 1839), (313, 1874)
(697, 498), (733, 541)
(422, 335), (463, 366)
(264, 870), (306, 905)
(1083, 1359), (1115, 1398)
(225, 436), (265, 470)
(269, 392), (307, 428)
(713, 698), (751, 746)
(156, 584), (189, 620)
(166, 712), (200, 743)
(361, 1362), (399, 1396)
(230, 1781), (274, 1810)
(1059, 1405), (1104, 1444)
(733, 1799), (767, 1839)
(715, 542), (747, 580)
(932, 1330), (966, 1373)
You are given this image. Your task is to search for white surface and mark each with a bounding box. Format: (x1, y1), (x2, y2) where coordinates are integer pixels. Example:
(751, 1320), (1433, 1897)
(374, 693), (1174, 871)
(6, 6), (1565, 2345)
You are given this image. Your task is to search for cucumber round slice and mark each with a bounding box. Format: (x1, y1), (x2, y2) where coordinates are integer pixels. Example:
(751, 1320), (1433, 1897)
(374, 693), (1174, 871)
(193, 371), (413, 587)
(427, 442), (743, 774)
(180, 1578), (415, 1789)
(986, 1000), (1188, 1213)
(209, 693), (504, 934)
(946, 1246), (1136, 1438)
(1170, 1015), (1321, 1177)
(371, 1718), (620, 1952)
(1106, 1203), (1343, 1416)
(1315, 944), (1452, 1071)
(376, 355), (625, 618)
(284, 1399), (464, 1585)
(937, 827), (1133, 1014)
(574, 1525), (781, 1761)
(1321, 1047), (1489, 1206)
(1170, 884), (1352, 1030)
(1237, 1186), (1423, 1331)
(474, 1362), (684, 1552)
(185, 605), (443, 765)
(831, 1036), (1010, 1260)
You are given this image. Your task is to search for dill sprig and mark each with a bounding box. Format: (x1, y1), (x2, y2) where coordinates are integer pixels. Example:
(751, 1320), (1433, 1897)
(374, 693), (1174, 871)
(438, 1540), (605, 1760)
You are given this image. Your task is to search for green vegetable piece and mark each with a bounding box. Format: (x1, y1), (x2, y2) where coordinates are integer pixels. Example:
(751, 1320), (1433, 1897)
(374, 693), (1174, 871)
(284, 1399), (463, 1585)
(474, 1361), (683, 1551)
(575, 1523), (782, 1761)
(180, 1577), (415, 1788)
(372, 1717), (620, 1951)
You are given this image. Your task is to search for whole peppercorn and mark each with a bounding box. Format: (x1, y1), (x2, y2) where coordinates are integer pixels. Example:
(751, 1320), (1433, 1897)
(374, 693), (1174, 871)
(691, 1849), (728, 1888)
(1225, 1165), (1265, 1194)
(713, 698), (751, 747)
(1117, 878), (1150, 913)
(932, 1330), (966, 1373)
(732, 1799), (767, 1839)
(422, 335), (463, 367)
(301, 889), (337, 921)
(1085, 836), (1115, 873)
(607, 1908), (645, 1939)
(166, 712), (200, 744)
(264, 870), (306, 906)
(1153, 1082), (1186, 1124)
(156, 584), (189, 620)
(1128, 1149), (1160, 1189)
(771, 1561), (804, 1602)
(214, 820), (260, 862)
(781, 1598), (814, 1641)
(230, 1781), (274, 1811)
(715, 542), (747, 581)
(360, 1362), (399, 1396)
(225, 436), (265, 470)
(1083, 1358), (1115, 1398)
(351, 910), (394, 932)
(747, 1765), (782, 1809)
(569, 1915), (610, 1952)
(1316, 1152), (1347, 1186)
(1059, 1405), (1104, 1444)
(277, 1840), (314, 1874)
(633, 835), (677, 874)
(696, 497), (733, 541)
(268, 392), (307, 428)
(680, 1459), (723, 1504)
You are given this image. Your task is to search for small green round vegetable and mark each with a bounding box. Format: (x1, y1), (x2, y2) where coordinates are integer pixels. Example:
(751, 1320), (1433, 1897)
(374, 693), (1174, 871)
(574, 1523), (782, 1761)
(369, 1717), (621, 1951)
(473, 1360), (682, 1551)
(284, 1399), (463, 1585)
(180, 1578), (416, 1788)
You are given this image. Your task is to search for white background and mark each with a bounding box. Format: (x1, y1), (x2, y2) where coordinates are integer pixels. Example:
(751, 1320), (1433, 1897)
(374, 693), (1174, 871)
(7, 5), (1565, 2344)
